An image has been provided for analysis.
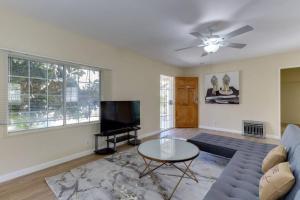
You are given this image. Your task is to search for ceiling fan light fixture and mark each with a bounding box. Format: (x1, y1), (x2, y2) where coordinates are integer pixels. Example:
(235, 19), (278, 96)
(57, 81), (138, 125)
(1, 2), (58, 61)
(204, 44), (220, 53)
(176, 25), (253, 54)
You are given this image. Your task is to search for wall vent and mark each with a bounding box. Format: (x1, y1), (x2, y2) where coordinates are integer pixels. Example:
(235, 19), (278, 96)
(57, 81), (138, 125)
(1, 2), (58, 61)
(242, 120), (265, 138)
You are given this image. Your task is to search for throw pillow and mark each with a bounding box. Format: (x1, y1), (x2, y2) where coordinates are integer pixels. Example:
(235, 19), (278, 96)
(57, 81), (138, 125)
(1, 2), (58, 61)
(262, 145), (287, 173)
(259, 162), (295, 200)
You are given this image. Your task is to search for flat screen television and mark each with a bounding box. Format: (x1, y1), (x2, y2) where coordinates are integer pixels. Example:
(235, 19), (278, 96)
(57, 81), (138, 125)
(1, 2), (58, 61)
(101, 101), (140, 133)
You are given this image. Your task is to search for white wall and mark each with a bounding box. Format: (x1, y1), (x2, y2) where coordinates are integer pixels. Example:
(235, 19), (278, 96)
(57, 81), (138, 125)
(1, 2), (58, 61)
(0, 9), (183, 177)
(184, 50), (300, 139)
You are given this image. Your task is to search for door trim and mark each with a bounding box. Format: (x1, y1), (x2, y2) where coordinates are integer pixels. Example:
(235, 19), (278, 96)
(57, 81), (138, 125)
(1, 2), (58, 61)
(279, 65), (300, 138)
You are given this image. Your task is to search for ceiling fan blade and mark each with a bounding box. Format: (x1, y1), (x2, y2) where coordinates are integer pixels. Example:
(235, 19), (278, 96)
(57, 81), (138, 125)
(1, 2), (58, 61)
(223, 25), (254, 39)
(175, 46), (195, 52)
(175, 44), (204, 52)
(190, 32), (204, 38)
(222, 42), (247, 49)
(201, 52), (208, 57)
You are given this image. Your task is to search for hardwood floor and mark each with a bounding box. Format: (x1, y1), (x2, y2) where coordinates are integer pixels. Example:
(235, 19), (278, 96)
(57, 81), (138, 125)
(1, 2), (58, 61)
(0, 128), (279, 200)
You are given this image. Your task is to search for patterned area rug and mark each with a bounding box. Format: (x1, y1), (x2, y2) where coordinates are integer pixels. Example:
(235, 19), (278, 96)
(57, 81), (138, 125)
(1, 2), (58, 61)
(46, 148), (228, 200)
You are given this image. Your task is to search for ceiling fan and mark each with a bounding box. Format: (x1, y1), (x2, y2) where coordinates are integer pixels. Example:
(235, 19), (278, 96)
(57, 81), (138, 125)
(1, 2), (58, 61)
(175, 25), (254, 57)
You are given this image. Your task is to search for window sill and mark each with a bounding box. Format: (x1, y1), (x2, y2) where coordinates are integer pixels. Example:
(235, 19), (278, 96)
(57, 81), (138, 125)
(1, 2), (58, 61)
(5, 121), (100, 137)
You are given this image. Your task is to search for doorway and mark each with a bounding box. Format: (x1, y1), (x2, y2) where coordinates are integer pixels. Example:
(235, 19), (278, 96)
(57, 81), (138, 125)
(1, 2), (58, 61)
(280, 67), (300, 135)
(160, 75), (175, 130)
(175, 77), (199, 128)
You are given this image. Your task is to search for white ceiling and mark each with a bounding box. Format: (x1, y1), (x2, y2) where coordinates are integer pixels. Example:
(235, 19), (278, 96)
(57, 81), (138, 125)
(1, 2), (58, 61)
(1, 0), (300, 67)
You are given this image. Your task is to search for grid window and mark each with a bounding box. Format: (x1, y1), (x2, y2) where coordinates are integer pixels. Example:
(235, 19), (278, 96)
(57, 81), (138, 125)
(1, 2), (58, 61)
(160, 75), (174, 130)
(65, 66), (100, 124)
(8, 56), (100, 133)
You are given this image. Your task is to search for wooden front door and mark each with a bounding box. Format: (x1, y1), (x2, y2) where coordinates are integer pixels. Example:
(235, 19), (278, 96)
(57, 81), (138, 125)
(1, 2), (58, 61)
(175, 77), (199, 128)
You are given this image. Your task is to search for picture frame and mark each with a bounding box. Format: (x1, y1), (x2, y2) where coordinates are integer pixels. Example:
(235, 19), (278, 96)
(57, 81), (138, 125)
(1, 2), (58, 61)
(204, 71), (239, 104)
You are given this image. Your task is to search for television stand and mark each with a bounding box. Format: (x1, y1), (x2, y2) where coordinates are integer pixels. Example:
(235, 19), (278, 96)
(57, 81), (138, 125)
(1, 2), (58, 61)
(94, 126), (141, 155)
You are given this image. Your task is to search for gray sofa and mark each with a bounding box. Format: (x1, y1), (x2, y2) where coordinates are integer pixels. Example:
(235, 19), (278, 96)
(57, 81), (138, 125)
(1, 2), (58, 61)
(188, 124), (300, 200)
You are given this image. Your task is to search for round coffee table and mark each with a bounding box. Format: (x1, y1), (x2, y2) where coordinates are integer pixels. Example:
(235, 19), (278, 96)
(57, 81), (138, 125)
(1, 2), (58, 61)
(138, 138), (199, 199)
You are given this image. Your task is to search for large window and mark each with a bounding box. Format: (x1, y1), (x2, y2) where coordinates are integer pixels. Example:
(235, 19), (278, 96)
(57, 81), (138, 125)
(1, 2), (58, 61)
(8, 56), (100, 133)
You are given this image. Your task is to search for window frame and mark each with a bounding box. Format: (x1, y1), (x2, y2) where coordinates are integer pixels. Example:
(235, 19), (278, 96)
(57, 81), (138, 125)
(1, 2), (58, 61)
(7, 54), (101, 135)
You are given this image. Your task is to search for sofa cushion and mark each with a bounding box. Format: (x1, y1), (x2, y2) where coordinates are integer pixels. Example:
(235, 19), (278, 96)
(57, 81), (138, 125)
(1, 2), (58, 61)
(203, 151), (265, 200)
(187, 138), (236, 158)
(188, 133), (275, 157)
(284, 145), (300, 200)
(262, 145), (287, 173)
(281, 124), (300, 160)
(260, 162), (295, 200)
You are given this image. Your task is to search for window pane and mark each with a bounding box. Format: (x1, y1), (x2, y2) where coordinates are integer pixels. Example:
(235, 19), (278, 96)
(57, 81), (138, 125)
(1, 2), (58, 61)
(30, 95), (47, 111)
(66, 66), (79, 103)
(79, 105), (90, 123)
(48, 64), (63, 80)
(48, 108), (63, 127)
(9, 112), (30, 124)
(30, 111), (47, 123)
(10, 58), (28, 77)
(78, 69), (89, 82)
(9, 95), (29, 112)
(66, 106), (79, 124)
(66, 79), (78, 88)
(8, 123), (31, 132)
(66, 66), (78, 81)
(90, 116), (99, 122)
(9, 77), (29, 94)
(90, 70), (99, 83)
(30, 121), (47, 129)
(48, 109), (63, 121)
(48, 120), (63, 127)
(48, 95), (63, 109)
(48, 80), (63, 95)
(31, 79), (47, 94)
(89, 99), (99, 109)
(90, 103), (100, 122)
(9, 83), (21, 104)
(66, 87), (78, 102)
(30, 61), (48, 78)
(78, 82), (90, 99)
(90, 82), (99, 99)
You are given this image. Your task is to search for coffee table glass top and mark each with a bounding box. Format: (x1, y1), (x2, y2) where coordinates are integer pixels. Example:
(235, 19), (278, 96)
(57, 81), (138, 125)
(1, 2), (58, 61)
(138, 138), (199, 162)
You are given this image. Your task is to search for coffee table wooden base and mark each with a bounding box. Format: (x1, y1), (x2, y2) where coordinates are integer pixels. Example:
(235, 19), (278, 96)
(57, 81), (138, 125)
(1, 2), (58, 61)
(139, 156), (198, 200)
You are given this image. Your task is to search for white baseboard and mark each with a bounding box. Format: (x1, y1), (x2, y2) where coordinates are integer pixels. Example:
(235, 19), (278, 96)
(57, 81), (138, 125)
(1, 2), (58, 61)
(0, 130), (160, 184)
(200, 125), (241, 134)
(199, 125), (281, 140)
(265, 134), (281, 140)
(0, 149), (94, 183)
(139, 130), (161, 139)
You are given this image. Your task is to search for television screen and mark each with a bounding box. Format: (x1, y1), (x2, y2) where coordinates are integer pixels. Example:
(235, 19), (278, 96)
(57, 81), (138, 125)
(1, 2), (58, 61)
(101, 101), (140, 133)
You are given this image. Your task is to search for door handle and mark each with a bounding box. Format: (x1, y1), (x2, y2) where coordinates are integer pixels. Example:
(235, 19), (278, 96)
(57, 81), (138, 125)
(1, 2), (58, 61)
(194, 90), (198, 104)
